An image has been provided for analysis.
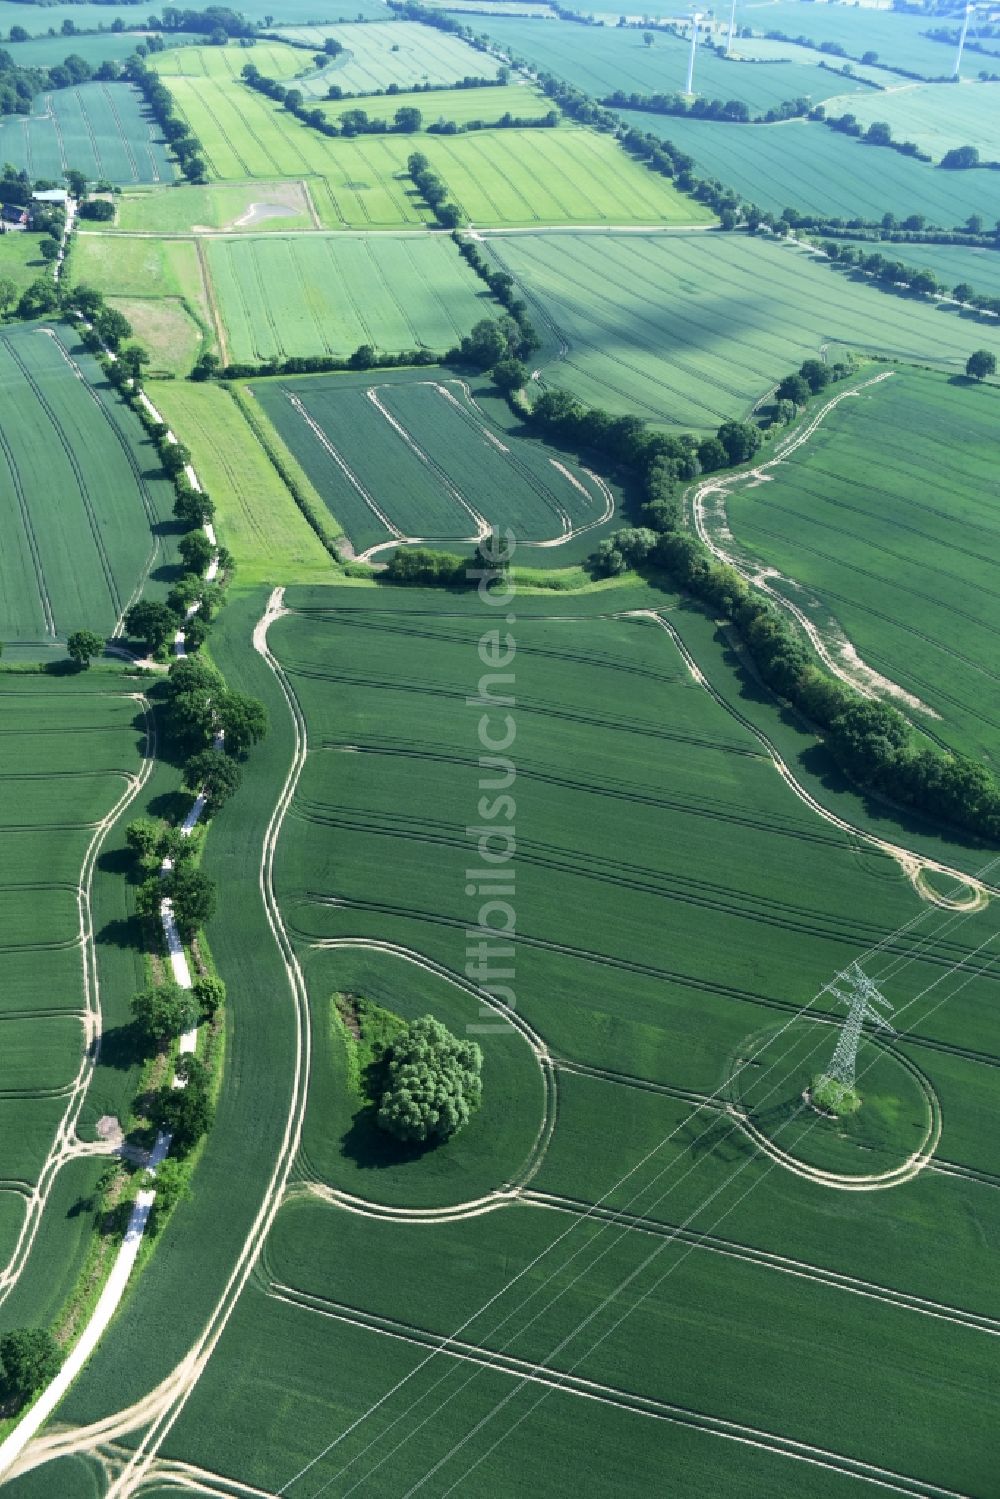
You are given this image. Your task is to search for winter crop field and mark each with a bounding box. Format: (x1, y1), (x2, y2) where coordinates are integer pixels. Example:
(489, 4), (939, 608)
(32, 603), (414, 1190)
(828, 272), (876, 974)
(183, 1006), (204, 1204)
(0, 675), (146, 1335)
(486, 231), (1000, 428)
(4, 2), (1000, 1494)
(111, 582), (1000, 1499)
(254, 369), (614, 558)
(0, 83), (173, 184)
(725, 0), (962, 79)
(724, 367), (1000, 766)
(0, 323), (182, 647)
(273, 19), (494, 94)
(319, 80), (554, 128)
(459, 17), (866, 110)
(204, 231), (491, 363)
(151, 55), (710, 226)
(821, 79), (1000, 166)
(622, 112), (1000, 228)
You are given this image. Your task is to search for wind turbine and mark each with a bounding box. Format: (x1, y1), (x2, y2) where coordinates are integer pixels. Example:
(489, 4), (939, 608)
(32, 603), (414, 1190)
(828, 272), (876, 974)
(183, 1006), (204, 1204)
(726, 0), (737, 57)
(686, 11), (702, 95)
(954, 3), (975, 79)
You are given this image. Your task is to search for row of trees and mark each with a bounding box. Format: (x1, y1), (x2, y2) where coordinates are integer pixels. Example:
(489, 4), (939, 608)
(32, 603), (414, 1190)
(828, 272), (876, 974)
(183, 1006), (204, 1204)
(242, 62), (506, 143)
(406, 149), (462, 229)
(603, 87), (810, 126)
(819, 239), (1000, 319)
(129, 58), (207, 183)
(818, 110), (991, 174)
(451, 234), (540, 366)
(211, 343), (437, 381)
(532, 371), (1000, 842)
(382, 533), (509, 588)
(821, 110), (932, 163)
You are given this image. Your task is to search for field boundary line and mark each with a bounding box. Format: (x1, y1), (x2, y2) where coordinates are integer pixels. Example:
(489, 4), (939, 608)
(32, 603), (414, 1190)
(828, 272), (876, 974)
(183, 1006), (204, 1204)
(196, 239), (229, 366)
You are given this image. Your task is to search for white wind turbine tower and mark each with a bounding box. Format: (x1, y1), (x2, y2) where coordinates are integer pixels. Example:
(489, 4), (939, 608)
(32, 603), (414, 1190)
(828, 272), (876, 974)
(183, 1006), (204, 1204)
(726, 0), (737, 57)
(954, 3), (975, 79)
(686, 11), (703, 95)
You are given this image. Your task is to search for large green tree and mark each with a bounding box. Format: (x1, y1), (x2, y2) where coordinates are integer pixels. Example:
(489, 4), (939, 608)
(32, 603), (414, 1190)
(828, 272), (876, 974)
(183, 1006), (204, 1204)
(131, 981), (199, 1044)
(966, 349), (996, 381)
(216, 691), (268, 758)
(185, 748), (242, 814)
(67, 629), (104, 668)
(123, 600), (179, 654)
(376, 1016), (483, 1144)
(0, 1329), (60, 1402)
(163, 865), (216, 938)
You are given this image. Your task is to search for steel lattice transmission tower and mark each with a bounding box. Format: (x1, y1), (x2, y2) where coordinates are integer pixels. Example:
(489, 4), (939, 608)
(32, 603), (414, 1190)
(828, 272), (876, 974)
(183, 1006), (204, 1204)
(816, 962), (894, 1107)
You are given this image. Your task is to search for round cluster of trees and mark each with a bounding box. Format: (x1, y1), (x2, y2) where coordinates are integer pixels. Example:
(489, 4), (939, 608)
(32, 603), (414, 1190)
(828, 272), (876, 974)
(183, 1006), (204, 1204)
(376, 1016), (483, 1144)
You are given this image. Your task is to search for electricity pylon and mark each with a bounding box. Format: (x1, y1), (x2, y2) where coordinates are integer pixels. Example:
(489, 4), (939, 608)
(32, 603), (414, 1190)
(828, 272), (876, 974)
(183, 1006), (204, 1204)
(816, 962), (894, 1108)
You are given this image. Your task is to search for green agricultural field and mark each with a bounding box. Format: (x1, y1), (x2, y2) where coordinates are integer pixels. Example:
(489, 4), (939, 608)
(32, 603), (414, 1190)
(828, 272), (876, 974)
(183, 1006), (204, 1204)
(729, 36), (891, 85)
(0, 321), (182, 647)
(4, 31), (198, 69)
(153, 57), (709, 224)
(823, 79), (1000, 165)
(723, 366), (1000, 765)
(414, 125), (711, 227)
(0, 231), (49, 294)
(106, 580), (999, 1499)
(109, 180), (315, 233)
(34, 581), (1000, 1499)
(152, 39), (308, 82)
(619, 113), (1000, 227)
(485, 231), (1000, 428)
(836, 240), (1000, 299)
(729, 0), (962, 79)
(457, 17), (866, 110)
(319, 79), (553, 127)
(0, 82), (174, 185)
(70, 233), (213, 374)
(253, 367), (615, 557)
(147, 380), (337, 582)
(274, 19), (496, 95)
(0, 675), (145, 1239)
(204, 231), (491, 362)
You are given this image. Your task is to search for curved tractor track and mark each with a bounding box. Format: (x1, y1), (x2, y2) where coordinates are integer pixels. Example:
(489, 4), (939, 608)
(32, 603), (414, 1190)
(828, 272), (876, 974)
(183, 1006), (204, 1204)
(628, 610), (993, 912)
(690, 370), (945, 723)
(3, 594), (313, 1495)
(0, 694), (155, 1310)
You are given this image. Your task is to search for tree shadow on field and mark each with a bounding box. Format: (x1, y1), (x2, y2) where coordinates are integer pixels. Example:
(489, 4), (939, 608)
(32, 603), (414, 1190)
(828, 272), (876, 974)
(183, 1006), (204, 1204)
(98, 1020), (146, 1074)
(96, 846), (133, 879)
(340, 1105), (435, 1172)
(146, 789), (192, 822)
(95, 916), (142, 952)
